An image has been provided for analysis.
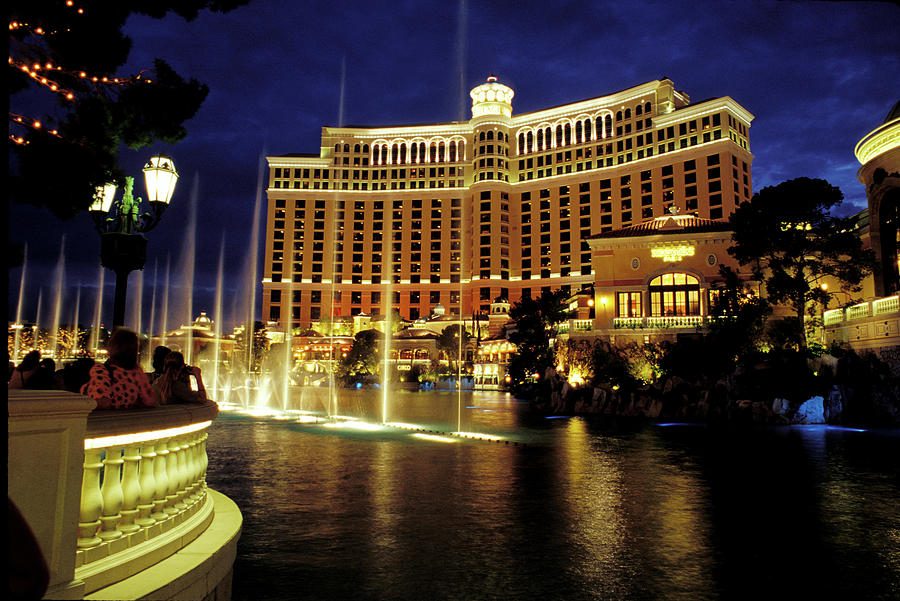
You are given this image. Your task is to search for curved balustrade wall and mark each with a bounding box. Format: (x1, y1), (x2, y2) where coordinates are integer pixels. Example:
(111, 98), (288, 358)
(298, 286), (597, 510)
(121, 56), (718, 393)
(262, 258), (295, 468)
(8, 394), (237, 600)
(76, 401), (218, 592)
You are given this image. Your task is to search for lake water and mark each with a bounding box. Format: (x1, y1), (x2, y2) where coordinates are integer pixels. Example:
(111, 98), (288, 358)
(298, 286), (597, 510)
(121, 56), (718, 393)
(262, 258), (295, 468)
(206, 388), (900, 600)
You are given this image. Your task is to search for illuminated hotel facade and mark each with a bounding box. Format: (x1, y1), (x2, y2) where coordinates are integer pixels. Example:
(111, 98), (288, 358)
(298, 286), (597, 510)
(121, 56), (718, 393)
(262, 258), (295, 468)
(263, 77), (754, 328)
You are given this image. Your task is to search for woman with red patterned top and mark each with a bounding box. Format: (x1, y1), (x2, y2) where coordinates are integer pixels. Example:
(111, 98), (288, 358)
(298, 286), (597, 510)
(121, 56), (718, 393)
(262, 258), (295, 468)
(81, 328), (157, 409)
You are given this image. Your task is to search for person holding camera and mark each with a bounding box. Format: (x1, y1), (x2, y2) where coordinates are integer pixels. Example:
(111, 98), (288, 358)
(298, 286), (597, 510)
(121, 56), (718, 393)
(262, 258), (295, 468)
(152, 351), (207, 404)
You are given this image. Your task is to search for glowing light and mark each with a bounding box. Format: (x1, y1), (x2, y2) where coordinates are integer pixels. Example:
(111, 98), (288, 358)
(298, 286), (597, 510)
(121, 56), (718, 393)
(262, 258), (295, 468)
(412, 433), (458, 443)
(323, 420), (383, 432)
(650, 245), (695, 262)
(85, 420), (211, 450)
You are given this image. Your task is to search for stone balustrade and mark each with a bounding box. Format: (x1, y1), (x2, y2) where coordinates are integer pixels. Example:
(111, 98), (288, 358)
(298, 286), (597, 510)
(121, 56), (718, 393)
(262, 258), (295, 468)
(8, 392), (240, 600)
(823, 295), (900, 352)
(612, 315), (705, 329)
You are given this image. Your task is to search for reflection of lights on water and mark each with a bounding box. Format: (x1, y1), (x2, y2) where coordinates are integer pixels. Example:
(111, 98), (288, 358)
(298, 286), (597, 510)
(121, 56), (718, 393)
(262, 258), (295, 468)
(322, 421), (383, 432)
(544, 416), (573, 419)
(412, 433), (458, 443)
(295, 415), (319, 423)
(793, 425), (869, 433)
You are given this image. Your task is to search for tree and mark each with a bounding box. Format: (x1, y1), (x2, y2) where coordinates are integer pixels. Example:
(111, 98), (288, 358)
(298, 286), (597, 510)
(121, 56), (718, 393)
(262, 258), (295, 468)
(436, 324), (471, 372)
(506, 288), (571, 391)
(8, 0), (248, 219)
(234, 321), (268, 373)
(728, 178), (874, 348)
(337, 329), (382, 383)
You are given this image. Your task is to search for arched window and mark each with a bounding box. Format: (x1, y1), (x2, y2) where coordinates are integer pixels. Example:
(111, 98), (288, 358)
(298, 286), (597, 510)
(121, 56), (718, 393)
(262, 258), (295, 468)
(556, 124), (564, 147)
(429, 143), (437, 162)
(564, 122), (572, 145)
(419, 142), (426, 161)
(635, 105), (643, 116)
(399, 144), (407, 163)
(649, 273), (700, 316)
(343, 143), (350, 152)
(645, 102), (652, 114)
(605, 115), (613, 137)
(545, 127), (552, 149)
(354, 143), (361, 153)
(449, 142), (457, 162)
(616, 111), (622, 122)
(438, 142), (446, 162)
(537, 129), (544, 151)
(479, 131), (486, 141)
(380, 145), (388, 165)
(335, 143), (341, 151)
(624, 108), (631, 120)
(527, 130), (534, 153)
(391, 143), (399, 164)
(487, 130), (494, 140)
(584, 119), (592, 142)
(363, 144), (369, 153)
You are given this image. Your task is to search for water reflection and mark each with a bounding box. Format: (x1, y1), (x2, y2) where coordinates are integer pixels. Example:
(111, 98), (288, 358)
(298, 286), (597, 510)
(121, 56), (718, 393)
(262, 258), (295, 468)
(207, 398), (899, 601)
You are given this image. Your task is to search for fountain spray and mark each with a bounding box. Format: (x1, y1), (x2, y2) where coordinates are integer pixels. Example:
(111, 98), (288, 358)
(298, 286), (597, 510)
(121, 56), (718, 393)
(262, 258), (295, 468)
(13, 244), (28, 361)
(90, 266), (104, 355)
(50, 237), (66, 359)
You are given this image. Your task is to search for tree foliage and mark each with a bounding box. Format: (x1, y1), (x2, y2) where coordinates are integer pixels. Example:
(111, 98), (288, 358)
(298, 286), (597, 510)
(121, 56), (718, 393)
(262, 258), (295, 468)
(727, 177), (874, 347)
(337, 329), (382, 383)
(8, 0), (248, 219)
(506, 288), (571, 391)
(436, 324), (471, 371)
(234, 320), (268, 372)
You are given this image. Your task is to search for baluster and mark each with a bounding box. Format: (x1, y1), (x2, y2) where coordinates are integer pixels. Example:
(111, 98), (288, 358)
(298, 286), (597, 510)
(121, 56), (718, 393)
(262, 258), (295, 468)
(118, 444), (142, 534)
(174, 434), (190, 509)
(136, 442), (157, 527)
(199, 431), (209, 492)
(151, 439), (169, 521)
(185, 432), (200, 503)
(77, 448), (104, 548)
(164, 437), (182, 515)
(98, 446), (124, 540)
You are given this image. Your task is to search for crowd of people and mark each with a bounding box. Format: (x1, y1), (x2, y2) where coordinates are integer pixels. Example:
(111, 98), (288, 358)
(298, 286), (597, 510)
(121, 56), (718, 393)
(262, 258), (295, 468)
(7, 328), (208, 408)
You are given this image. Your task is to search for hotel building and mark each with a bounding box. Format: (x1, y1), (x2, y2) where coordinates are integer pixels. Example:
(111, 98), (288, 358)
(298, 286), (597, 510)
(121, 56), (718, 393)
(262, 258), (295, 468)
(263, 77), (754, 328)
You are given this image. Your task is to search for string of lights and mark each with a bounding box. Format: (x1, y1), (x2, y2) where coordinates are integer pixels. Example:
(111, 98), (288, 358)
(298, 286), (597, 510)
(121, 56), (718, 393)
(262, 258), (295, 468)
(9, 5), (155, 147)
(9, 112), (61, 142)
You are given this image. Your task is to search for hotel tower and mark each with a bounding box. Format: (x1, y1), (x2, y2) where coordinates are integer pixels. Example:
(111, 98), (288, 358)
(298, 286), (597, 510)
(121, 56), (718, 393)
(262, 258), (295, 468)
(263, 77), (754, 328)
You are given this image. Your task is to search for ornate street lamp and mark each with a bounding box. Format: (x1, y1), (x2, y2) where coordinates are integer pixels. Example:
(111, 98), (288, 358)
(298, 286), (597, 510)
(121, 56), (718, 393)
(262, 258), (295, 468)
(89, 155), (178, 328)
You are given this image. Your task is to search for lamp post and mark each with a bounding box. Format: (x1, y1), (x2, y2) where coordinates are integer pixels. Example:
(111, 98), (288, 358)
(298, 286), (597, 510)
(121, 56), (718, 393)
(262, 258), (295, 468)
(89, 155), (179, 328)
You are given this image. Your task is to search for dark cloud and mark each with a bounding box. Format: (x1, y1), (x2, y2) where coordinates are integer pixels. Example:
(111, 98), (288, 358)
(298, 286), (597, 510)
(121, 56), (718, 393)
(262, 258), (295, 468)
(8, 0), (899, 328)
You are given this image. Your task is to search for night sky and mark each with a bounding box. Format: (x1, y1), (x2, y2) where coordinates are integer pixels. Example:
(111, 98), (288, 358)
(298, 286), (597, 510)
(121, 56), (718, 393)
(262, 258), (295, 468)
(7, 0), (899, 332)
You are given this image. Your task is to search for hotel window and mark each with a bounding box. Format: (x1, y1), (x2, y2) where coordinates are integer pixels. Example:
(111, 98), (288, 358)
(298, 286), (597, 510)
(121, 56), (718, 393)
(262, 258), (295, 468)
(649, 273), (700, 316)
(617, 292), (643, 317)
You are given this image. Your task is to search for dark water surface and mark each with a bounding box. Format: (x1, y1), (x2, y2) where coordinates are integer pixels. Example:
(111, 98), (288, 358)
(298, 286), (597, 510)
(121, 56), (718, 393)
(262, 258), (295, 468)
(206, 389), (900, 600)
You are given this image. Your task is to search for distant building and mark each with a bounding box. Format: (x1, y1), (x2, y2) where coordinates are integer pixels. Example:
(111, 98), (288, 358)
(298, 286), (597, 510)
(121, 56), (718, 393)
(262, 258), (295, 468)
(263, 77), (754, 328)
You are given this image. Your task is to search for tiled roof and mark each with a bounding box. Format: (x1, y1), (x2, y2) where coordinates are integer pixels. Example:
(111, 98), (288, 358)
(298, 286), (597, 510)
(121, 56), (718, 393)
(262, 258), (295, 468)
(590, 214), (732, 239)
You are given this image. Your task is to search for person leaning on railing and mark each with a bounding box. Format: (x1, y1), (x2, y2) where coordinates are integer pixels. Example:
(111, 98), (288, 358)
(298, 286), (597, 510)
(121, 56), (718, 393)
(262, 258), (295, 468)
(81, 328), (157, 409)
(152, 351), (207, 404)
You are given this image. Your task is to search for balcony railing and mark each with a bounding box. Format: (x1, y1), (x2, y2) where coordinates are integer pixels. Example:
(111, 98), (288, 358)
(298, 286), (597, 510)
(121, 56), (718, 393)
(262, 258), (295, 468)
(613, 315), (705, 329)
(8, 394), (238, 600)
(824, 295), (899, 325)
